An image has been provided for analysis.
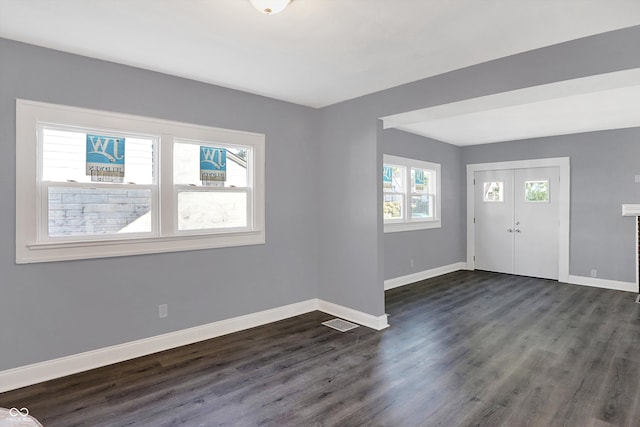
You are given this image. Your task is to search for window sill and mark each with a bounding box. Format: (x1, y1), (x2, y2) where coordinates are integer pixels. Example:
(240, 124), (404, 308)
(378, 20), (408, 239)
(18, 231), (265, 264)
(384, 220), (441, 233)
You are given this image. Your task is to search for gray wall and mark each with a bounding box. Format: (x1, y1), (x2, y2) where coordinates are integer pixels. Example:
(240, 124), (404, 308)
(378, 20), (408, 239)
(3, 24), (640, 373)
(381, 129), (464, 280)
(0, 39), (320, 371)
(462, 129), (640, 283)
(316, 105), (385, 316)
(318, 25), (640, 315)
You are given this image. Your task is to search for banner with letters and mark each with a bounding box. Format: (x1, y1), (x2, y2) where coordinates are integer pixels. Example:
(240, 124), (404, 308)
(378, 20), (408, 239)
(383, 166), (393, 190)
(414, 169), (425, 192)
(86, 134), (125, 182)
(200, 146), (226, 186)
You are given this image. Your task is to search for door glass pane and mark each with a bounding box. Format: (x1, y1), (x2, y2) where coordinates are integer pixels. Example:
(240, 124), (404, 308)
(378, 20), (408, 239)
(483, 181), (503, 202)
(525, 180), (549, 202)
(178, 192), (247, 230)
(383, 194), (403, 219)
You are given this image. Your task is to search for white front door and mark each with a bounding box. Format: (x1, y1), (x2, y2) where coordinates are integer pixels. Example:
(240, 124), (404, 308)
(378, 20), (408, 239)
(474, 167), (560, 280)
(513, 167), (559, 280)
(474, 169), (515, 275)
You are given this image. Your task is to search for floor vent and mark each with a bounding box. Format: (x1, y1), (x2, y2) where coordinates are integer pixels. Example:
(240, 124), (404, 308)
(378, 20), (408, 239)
(322, 318), (359, 332)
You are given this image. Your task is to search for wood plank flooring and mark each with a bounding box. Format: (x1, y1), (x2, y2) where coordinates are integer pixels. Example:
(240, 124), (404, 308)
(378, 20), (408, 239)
(2, 271), (640, 426)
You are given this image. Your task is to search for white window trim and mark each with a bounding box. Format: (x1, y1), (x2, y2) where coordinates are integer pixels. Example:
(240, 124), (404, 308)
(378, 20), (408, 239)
(383, 154), (441, 233)
(16, 99), (265, 263)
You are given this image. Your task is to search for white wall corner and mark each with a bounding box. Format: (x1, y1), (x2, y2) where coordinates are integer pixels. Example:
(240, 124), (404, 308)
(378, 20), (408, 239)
(384, 262), (467, 290)
(0, 299), (318, 394)
(566, 275), (637, 293)
(317, 299), (389, 331)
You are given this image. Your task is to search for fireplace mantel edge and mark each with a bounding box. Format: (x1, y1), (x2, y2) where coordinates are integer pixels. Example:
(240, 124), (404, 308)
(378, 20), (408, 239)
(622, 204), (640, 216)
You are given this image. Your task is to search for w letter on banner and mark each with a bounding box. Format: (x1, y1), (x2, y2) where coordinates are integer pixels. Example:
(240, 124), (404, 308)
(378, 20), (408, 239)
(86, 134), (125, 182)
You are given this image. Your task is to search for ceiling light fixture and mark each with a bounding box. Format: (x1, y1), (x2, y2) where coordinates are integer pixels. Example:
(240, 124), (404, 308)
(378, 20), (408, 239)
(249, 0), (291, 15)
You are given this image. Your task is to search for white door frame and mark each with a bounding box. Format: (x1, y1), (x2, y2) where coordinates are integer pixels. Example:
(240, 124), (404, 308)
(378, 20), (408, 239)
(466, 157), (570, 283)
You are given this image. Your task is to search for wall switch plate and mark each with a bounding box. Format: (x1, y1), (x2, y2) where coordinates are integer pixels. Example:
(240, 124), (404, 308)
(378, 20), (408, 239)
(635, 175), (640, 183)
(410, 258), (414, 267)
(159, 304), (168, 318)
(590, 269), (597, 278)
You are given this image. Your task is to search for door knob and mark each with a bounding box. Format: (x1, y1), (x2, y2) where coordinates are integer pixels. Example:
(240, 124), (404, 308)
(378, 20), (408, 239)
(507, 228), (513, 233)
(515, 229), (521, 233)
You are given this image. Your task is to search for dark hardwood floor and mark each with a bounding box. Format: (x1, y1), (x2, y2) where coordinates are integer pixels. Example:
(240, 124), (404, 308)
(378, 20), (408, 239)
(2, 271), (640, 426)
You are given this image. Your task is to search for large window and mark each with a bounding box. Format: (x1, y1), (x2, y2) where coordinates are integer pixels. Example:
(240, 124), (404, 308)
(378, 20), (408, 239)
(16, 100), (265, 263)
(383, 154), (441, 232)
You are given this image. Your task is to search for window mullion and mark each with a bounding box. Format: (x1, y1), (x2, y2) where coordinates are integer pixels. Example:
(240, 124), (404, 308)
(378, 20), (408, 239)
(404, 166), (410, 222)
(160, 134), (174, 237)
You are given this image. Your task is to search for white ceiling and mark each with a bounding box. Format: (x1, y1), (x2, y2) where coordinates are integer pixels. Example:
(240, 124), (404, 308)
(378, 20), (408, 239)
(382, 69), (640, 145)
(0, 0), (640, 107)
(1, 0), (640, 109)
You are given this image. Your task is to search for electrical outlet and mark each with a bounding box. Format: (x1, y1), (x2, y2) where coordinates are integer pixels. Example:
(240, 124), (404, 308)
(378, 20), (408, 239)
(590, 269), (597, 278)
(159, 304), (168, 318)
(410, 258), (414, 267)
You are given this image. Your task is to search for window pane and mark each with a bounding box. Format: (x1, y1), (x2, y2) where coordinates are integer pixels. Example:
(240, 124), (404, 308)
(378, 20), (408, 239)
(383, 194), (403, 220)
(411, 195), (431, 219)
(525, 180), (549, 202)
(42, 128), (154, 184)
(411, 168), (429, 193)
(383, 165), (404, 193)
(483, 181), (503, 202)
(48, 187), (152, 237)
(174, 141), (248, 187)
(178, 192), (247, 231)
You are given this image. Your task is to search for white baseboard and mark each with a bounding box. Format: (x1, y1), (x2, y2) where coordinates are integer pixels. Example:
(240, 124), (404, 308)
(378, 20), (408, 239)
(317, 299), (389, 331)
(384, 262), (467, 290)
(567, 275), (637, 293)
(0, 298), (387, 393)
